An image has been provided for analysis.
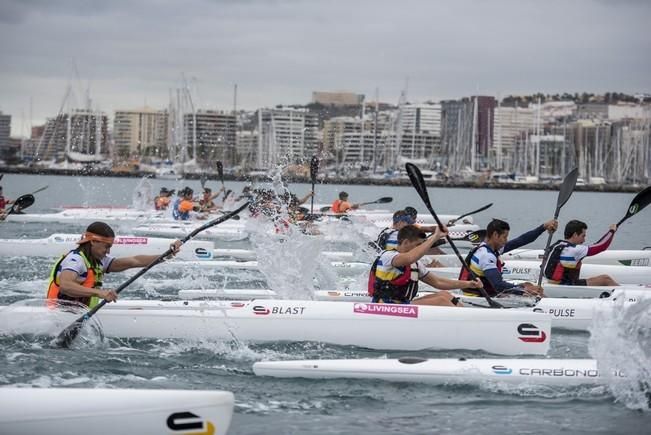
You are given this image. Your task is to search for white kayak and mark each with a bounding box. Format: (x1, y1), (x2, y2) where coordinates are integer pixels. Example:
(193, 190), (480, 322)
(253, 357), (624, 386)
(4, 207), (166, 224)
(176, 288), (651, 332)
(212, 248), (355, 261)
(161, 259), (369, 276)
(504, 248), (651, 267)
(0, 233), (216, 261)
(0, 299), (551, 355)
(431, 261), (651, 285)
(0, 388), (234, 435)
(132, 222), (250, 241)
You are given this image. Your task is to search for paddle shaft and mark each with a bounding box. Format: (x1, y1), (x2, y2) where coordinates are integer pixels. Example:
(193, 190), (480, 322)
(53, 200), (250, 348)
(310, 156), (318, 215)
(448, 203), (492, 225)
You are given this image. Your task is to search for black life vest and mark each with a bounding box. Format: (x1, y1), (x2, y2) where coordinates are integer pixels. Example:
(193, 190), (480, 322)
(543, 240), (581, 283)
(458, 243), (503, 297)
(367, 253), (419, 302)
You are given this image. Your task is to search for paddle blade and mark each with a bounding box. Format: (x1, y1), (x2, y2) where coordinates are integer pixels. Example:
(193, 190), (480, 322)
(217, 161), (224, 183)
(320, 205), (331, 213)
(376, 196), (393, 204)
(555, 168), (579, 212)
(405, 163), (432, 210)
(53, 315), (87, 349)
(9, 194), (35, 214)
(463, 229), (486, 244)
(618, 186), (651, 227)
(310, 156), (319, 183)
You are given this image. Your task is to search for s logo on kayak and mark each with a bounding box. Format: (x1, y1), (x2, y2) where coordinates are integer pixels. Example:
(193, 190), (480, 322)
(194, 247), (213, 259)
(167, 411), (215, 435)
(517, 323), (547, 343)
(492, 365), (512, 375)
(252, 305), (270, 315)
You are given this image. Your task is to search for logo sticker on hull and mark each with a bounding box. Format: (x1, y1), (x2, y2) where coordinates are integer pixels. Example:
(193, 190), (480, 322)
(353, 303), (418, 318)
(517, 323), (547, 343)
(252, 305), (270, 315)
(492, 365), (513, 375)
(194, 247), (213, 259)
(167, 411), (215, 435)
(114, 236), (148, 245)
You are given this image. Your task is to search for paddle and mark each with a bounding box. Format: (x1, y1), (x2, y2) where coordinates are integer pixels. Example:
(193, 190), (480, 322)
(309, 155), (318, 215)
(536, 168), (579, 286)
(616, 186), (651, 228)
(319, 196), (393, 213)
(432, 229), (486, 248)
(216, 161), (225, 189)
(53, 200), (251, 348)
(199, 172), (207, 190)
(30, 185), (49, 195)
(0, 194), (36, 221)
(447, 203), (493, 226)
(405, 163), (502, 308)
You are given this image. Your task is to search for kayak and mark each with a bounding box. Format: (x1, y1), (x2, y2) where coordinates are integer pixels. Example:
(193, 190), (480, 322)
(132, 222), (250, 241)
(213, 248), (355, 261)
(3, 207), (166, 224)
(430, 261), (651, 285)
(504, 248), (651, 267)
(0, 233), (216, 261)
(175, 288), (650, 332)
(161, 259), (369, 276)
(252, 357), (624, 386)
(0, 388), (234, 435)
(0, 299), (551, 355)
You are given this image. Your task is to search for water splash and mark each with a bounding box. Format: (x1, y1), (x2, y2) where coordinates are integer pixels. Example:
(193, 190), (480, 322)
(590, 296), (651, 411)
(131, 177), (153, 210)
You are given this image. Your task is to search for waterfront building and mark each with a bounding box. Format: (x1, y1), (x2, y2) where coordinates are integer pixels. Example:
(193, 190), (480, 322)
(312, 91), (364, 107)
(254, 107), (318, 169)
(113, 107), (168, 159)
(0, 112), (10, 156)
(440, 99), (474, 174)
(183, 110), (236, 165)
(493, 106), (535, 171)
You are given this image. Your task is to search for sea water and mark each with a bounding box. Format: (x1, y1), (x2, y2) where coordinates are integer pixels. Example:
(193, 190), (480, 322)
(1, 173), (650, 434)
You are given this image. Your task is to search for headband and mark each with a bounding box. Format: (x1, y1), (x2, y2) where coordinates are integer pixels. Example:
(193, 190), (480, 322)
(77, 231), (115, 246)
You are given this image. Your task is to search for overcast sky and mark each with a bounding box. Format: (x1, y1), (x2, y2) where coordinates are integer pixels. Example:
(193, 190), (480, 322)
(1, 0), (650, 136)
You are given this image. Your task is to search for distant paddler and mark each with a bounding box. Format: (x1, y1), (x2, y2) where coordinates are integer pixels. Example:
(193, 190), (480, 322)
(331, 191), (359, 213)
(369, 225), (482, 306)
(459, 218), (558, 297)
(0, 185), (14, 220)
(46, 222), (182, 308)
(199, 186), (226, 213)
(543, 220), (619, 286)
(172, 187), (195, 220)
(153, 187), (174, 211)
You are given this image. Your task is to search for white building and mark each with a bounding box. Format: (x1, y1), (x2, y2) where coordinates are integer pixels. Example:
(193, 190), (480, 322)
(255, 108), (318, 169)
(493, 106), (535, 171)
(113, 107), (168, 158)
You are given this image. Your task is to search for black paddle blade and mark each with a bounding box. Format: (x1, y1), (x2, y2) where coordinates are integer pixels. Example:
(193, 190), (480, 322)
(9, 194), (35, 214)
(320, 205), (331, 212)
(464, 229), (486, 244)
(217, 161), (224, 182)
(618, 186), (651, 227)
(405, 163), (432, 210)
(555, 168), (579, 213)
(53, 314), (87, 348)
(310, 156), (319, 182)
(376, 197), (393, 204)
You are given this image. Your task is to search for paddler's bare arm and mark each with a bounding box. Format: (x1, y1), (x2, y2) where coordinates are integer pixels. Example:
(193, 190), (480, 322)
(421, 273), (482, 291)
(108, 240), (182, 272)
(392, 227), (447, 267)
(58, 270), (117, 302)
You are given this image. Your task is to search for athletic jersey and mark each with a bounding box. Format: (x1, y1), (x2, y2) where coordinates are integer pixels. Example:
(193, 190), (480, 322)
(375, 250), (429, 282)
(545, 230), (615, 284)
(172, 198), (193, 220)
(58, 251), (114, 281)
(376, 228), (398, 251)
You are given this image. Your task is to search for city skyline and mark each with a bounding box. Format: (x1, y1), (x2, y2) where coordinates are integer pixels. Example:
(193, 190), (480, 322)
(1, 0), (650, 137)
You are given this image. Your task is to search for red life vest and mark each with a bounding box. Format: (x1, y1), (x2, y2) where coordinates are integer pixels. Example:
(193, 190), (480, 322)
(0, 196), (6, 209)
(544, 240), (581, 283)
(331, 199), (343, 213)
(367, 254), (419, 302)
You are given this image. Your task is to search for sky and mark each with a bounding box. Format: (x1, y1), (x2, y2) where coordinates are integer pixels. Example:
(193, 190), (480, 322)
(1, 0), (650, 136)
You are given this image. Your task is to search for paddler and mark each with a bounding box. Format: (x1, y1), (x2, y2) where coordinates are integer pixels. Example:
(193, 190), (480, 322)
(199, 186), (225, 213)
(543, 220), (619, 286)
(46, 221), (182, 308)
(154, 187), (174, 210)
(459, 218), (558, 297)
(172, 187), (195, 220)
(369, 225), (482, 306)
(331, 191), (359, 213)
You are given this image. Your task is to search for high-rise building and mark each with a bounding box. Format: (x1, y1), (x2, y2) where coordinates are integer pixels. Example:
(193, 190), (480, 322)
(113, 107), (168, 159)
(440, 100), (474, 173)
(493, 106), (535, 171)
(323, 116), (389, 166)
(255, 108), (318, 169)
(399, 103), (442, 135)
(0, 112), (11, 155)
(183, 110), (237, 165)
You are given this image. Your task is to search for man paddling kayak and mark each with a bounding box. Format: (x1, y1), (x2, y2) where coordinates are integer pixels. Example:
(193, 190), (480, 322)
(543, 220), (619, 286)
(460, 218), (558, 297)
(46, 222), (181, 308)
(331, 192), (359, 213)
(369, 225), (482, 306)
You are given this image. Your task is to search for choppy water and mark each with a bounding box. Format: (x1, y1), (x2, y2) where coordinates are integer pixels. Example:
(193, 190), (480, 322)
(1, 174), (650, 434)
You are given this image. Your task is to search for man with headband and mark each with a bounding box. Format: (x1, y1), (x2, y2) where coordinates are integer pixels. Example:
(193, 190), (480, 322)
(46, 221), (181, 308)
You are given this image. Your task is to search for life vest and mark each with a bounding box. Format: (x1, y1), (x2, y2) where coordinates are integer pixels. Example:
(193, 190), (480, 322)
(154, 196), (170, 210)
(46, 249), (103, 308)
(367, 253), (419, 302)
(172, 198), (193, 220)
(375, 228), (398, 252)
(0, 195), (6, 209)
(459, 243), (503, 296)
(331, 199), (343, 213)
(544, 240), (581, 284)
